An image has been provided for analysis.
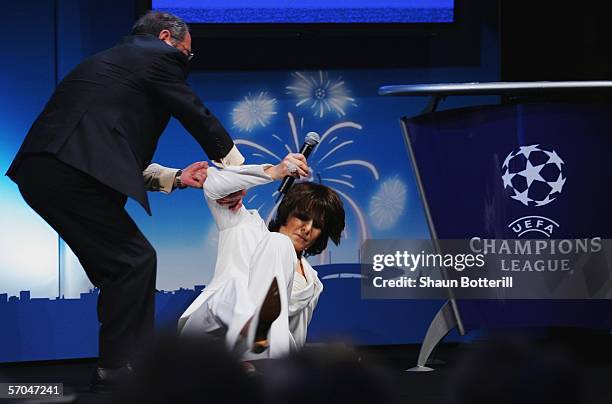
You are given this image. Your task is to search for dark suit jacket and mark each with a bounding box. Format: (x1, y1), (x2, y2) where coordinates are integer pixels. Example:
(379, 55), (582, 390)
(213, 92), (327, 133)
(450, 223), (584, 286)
(6, 34), (235, 215)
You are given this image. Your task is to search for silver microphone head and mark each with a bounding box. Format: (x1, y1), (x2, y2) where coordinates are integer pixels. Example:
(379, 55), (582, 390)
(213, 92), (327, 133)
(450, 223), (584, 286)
(305, 131), (320, 146)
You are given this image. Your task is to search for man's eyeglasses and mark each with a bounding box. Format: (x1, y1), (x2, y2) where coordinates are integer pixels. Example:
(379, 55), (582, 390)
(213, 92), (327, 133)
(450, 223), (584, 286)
(173, 41), (195, 61)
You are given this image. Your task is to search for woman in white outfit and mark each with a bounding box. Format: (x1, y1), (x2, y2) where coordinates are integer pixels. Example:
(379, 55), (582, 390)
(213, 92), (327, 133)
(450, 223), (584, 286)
(178, 153), (345, 362)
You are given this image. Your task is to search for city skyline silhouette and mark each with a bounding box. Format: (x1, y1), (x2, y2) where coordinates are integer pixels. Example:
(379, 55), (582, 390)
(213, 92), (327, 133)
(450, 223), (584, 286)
(0, 263), (446, 363)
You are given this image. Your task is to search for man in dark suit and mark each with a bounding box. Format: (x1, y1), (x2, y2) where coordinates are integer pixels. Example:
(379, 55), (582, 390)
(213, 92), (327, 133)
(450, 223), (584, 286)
(5, 11), (244, 391)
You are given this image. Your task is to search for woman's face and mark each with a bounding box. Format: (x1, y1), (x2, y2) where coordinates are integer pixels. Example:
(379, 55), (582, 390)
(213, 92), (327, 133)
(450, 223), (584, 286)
(279, 213), (322, 253)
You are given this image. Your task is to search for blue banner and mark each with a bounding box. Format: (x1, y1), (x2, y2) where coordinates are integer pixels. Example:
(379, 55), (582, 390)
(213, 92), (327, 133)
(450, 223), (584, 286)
(405, 102), (612, 329)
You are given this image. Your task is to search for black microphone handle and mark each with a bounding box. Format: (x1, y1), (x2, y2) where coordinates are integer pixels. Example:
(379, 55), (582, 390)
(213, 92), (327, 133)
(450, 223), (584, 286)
(277, 142), (316, 198)
(278, 176), (296, 197)
(299, 141), (316, 159)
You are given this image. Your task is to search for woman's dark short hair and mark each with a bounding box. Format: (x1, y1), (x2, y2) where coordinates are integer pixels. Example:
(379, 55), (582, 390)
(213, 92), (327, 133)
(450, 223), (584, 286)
(269, 182), (345, 256)
(131, 11), (189, 41)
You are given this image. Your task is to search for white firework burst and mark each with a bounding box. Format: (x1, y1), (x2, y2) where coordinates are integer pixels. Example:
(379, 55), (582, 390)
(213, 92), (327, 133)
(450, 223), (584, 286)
(286, 71), (356, 118)
(232, 92), (277, 132)
(369, 178), (407, 229)
(234, 112), (378, 245)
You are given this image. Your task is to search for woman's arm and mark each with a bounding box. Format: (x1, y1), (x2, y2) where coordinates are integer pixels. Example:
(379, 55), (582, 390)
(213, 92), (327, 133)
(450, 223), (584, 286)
(204, 153), (309, 230)
(204, 153), (308, 199)
(204, 165), (273, 200)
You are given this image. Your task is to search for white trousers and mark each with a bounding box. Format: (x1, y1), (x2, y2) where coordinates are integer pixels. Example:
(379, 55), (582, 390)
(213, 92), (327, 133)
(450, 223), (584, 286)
(180, 232), (297, 359)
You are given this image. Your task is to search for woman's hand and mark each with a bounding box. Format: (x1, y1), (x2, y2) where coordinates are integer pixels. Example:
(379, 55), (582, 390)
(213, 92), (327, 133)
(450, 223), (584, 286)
(265, 153), (309, 180)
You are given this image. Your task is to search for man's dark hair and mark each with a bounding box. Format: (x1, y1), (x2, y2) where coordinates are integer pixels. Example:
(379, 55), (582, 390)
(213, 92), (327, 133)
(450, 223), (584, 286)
(131, 11), (189, 41)
(269, 182), (345, 256)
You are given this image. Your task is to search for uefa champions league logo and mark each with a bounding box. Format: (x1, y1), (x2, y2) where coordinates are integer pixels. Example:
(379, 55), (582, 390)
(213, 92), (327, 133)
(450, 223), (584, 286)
(501, 144), (566, 207)
(502, 144), (566, 238)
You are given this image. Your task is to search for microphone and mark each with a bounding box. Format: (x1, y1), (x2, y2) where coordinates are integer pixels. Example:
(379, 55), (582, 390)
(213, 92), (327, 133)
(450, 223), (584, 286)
(277, 131), (320, 199)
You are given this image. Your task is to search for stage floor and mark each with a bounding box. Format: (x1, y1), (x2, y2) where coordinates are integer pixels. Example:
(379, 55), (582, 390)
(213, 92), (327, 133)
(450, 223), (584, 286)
(1, 330), (610, 404)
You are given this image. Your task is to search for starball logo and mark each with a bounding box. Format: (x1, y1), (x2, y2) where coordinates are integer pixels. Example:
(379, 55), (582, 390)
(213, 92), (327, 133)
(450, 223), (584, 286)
(501, 144), (566, 238)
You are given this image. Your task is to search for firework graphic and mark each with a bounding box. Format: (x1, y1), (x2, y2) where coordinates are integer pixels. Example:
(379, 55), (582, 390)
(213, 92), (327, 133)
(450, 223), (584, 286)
(234, 112), (379, 254)
(369, 177), (407, 229)
(286, 71), (357, 119)
(232, 92), (277, 132)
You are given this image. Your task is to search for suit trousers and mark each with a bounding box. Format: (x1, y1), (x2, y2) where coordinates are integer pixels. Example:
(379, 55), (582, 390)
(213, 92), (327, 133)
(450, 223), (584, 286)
(14, 154), (156, 368)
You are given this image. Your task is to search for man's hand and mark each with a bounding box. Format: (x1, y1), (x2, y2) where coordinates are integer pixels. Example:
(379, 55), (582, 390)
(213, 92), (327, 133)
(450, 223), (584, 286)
(216, 190), (246, 212)
(179, 161), (209, 188)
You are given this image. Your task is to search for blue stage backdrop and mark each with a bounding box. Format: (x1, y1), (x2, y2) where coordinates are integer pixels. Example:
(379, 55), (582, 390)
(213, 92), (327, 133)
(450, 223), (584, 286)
(0, 0), (498, 362)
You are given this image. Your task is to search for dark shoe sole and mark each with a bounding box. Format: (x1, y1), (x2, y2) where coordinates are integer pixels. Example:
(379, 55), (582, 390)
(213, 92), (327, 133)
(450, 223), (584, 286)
(252, 278), (281, 353)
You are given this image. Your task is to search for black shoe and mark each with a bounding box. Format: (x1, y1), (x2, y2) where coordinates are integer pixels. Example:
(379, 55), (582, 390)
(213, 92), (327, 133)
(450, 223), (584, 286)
(251, 278), (281, 354)
(233, 278), (282, 356)
(90, 364), (133, 393)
